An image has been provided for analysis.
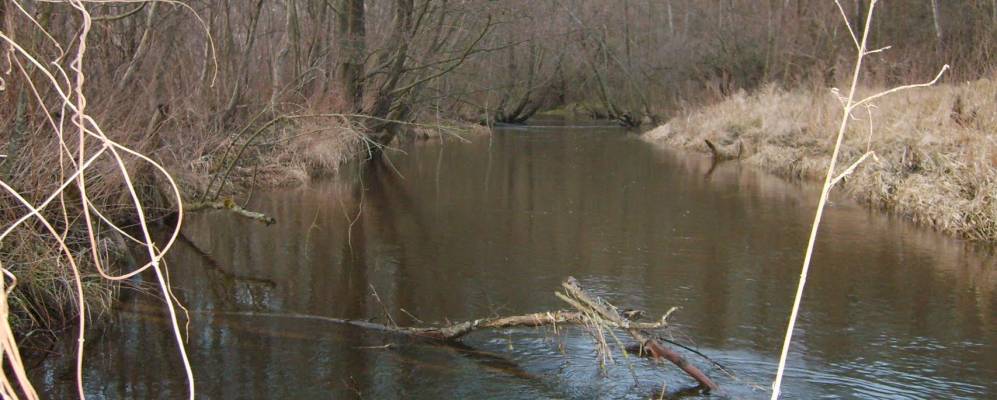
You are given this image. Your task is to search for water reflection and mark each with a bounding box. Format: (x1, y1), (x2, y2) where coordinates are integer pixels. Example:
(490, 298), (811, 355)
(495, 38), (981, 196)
(31, 127), (996, 399)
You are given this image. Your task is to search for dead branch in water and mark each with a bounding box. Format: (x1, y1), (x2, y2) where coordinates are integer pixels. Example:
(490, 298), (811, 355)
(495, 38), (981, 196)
(208, 308), (584, 341)
(217, 277), (719, 393)
(185, 200), (276, 225)
(704, 139), (743, 161)
(557, 277), (719, 392)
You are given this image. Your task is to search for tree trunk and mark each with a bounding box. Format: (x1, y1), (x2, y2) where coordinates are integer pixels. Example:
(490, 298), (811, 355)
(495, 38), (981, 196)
(221, 0), (265, 125)
(116, 2), (158, 91)
(854, 0), (866, 37)
(287, 0), (302, 78)
(930, 0), (944, 49)
(337, 0), (366, 112)
(667, 0), (674, 36)
(623, 0), (632, 69)
(272, 0), (302, 105)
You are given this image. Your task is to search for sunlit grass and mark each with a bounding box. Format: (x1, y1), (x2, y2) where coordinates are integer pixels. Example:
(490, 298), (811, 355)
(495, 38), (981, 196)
(646, 77), (994, 240)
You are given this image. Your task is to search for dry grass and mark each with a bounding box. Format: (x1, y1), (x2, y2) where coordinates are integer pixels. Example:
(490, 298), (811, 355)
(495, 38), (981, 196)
(158, 110), (366, 201)
(0, 105), (365, 336)
(645, 78), (997, 241)
(0, 229), (116, 332)
(252, 118), (363, 187)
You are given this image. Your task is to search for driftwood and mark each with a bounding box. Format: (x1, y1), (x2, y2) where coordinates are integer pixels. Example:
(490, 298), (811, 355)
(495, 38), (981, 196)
(348, 277), (718, 392)
(197, 309), (584, 342)
(557, 277), (719, 392)
(362, 310), (586, 341)
(704, 139), (743, 161)
(209, 277), (720, 393)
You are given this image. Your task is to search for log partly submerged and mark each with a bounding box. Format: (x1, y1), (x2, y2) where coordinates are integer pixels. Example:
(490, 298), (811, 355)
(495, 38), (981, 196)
(378, 310), (585, 341)
(210, 277), (719, 393)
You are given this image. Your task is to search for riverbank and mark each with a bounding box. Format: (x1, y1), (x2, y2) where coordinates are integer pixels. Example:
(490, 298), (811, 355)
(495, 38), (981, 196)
(3, 115), (363, 335)
(6, 114), (486, 336)
(643, 79), (997, 242)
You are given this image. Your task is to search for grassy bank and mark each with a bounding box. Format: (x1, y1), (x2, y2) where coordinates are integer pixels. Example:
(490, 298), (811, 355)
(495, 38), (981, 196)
(1, 113), (367, 335)
(643, 79), (997, 242)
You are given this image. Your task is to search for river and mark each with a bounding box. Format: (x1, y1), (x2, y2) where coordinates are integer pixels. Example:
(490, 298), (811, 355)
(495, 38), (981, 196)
(32, 123), (996, 399)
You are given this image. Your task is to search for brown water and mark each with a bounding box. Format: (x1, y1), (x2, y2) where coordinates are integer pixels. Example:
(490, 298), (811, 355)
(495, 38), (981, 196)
(32, 124), (995, 399)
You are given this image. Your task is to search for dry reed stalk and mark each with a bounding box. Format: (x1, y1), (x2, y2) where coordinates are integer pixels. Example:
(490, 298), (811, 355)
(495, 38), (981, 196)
(770, 1), (947, 398)
(0, 1), (209, 398)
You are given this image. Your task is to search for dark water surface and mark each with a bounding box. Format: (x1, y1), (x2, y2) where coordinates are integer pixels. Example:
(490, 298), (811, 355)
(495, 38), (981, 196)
(33, 125), (995, 399)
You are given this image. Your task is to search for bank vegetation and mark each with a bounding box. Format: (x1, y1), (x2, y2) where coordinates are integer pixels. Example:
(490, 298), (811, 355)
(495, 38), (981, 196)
(645, 79), (997, 241)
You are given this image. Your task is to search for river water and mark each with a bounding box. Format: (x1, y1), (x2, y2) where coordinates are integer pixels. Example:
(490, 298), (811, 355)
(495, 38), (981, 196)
(32, 124), (995, 398)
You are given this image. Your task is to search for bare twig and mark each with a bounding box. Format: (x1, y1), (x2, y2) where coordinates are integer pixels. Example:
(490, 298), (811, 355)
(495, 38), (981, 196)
(770, 2), (948, 398)
(369, 285), (397, 328)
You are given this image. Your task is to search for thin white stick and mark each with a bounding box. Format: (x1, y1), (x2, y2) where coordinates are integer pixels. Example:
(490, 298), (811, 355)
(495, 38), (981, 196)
(770, 1), (947, 398)
(772, 1), (879, 397)
(829, 151), (876, 188)
(851, 65), (949, 110)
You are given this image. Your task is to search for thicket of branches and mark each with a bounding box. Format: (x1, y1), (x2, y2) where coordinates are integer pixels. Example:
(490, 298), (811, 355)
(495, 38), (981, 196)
(459, 0), (995, 126)
(3, 1), (994, 137)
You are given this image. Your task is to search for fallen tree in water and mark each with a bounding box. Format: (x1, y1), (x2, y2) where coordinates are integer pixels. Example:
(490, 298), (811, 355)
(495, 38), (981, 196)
(222, 276), (719, 393)
(557, 277), (720, 392)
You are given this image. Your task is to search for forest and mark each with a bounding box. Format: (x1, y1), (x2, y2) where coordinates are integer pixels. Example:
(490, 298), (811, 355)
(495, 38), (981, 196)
(0, 1), (995, 399)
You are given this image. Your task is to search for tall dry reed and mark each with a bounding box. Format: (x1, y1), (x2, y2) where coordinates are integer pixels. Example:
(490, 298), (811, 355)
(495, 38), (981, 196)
(770, 1), (947, 398)
(0, 1), (200, 398)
